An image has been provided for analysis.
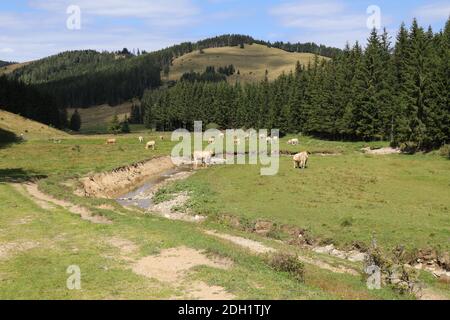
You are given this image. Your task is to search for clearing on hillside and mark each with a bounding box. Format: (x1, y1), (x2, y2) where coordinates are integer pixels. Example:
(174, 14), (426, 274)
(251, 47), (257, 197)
(166, 44), (327, 83)
(67, 102), (132, 133)
(0, 109), (67, 140)
(0, 62), (32, 75)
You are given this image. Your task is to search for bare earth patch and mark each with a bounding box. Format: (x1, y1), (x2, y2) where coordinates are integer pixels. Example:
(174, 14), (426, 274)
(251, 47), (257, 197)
(106, 237), (139, 259)
(361, 147), (401, 155)
(23, 183), (111, 224)
(132, 246), (234, 300)
(151, 192), (205, 222)
(11, 183), (55, 210)
(205, 230), (276, 254)
(78, 156), (175, 198)
(0, 241), (39, 260)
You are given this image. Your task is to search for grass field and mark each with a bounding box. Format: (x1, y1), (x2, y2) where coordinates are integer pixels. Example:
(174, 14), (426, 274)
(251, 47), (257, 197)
(0, 128), (448, 299)
(167, 44), (326, 83)
(0, 132), (416, 300)
(67, 103), (133, 134)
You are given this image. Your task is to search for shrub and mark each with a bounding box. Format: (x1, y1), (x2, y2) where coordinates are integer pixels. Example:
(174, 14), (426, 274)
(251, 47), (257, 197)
(267, 252), (305, 282)
(205, 122), (220, 130)
(400, 141), (418, 154)
(439, 145), (450, 159)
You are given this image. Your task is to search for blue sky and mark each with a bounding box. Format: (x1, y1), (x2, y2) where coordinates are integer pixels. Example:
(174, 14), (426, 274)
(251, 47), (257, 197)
(1, 0), (449, 62)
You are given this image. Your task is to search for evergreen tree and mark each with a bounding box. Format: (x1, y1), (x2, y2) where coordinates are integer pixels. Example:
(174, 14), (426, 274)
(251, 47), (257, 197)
(69, 109), (82, 132)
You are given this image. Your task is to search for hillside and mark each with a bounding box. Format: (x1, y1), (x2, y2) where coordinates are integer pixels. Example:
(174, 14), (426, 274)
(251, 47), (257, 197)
(167, 44), (327, 82)
(0, 62), (31, 75)
(67, 102), (132, 133)
(0, 109), (68, 140)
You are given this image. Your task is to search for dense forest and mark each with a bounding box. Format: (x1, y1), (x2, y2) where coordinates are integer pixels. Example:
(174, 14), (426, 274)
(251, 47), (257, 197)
(0, 76), (64, 128)
(11, 50), (161, 108)
(141, 19), (449, 150)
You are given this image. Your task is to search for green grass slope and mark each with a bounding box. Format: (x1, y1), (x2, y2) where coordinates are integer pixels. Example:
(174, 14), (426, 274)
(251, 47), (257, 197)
(167, 44), (327, 83)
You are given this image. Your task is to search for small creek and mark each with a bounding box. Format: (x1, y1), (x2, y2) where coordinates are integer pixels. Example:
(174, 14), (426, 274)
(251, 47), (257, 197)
(116, 166), (192, 210)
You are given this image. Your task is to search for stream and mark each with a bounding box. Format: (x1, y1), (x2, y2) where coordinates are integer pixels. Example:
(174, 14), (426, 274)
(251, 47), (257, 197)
(116, 166), (192, 210)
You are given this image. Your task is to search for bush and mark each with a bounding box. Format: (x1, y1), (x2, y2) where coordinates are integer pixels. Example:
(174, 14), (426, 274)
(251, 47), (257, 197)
(267, 252), (305, 282)
(439, 145), (450, 159)
(400, 141), (418, 154)
(205, 122), (220, 130)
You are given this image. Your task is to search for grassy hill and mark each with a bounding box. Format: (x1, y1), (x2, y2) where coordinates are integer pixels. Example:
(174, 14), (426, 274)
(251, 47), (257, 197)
(67, 102), (132, 134)
(0, 62), (31, 75)
(0, 109), (68, 140)
(167, 44), (327, 83)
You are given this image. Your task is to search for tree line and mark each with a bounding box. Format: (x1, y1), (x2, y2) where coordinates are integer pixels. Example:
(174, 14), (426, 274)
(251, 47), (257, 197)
(0, 76), (64, 128)
(141, 19), (449, 150)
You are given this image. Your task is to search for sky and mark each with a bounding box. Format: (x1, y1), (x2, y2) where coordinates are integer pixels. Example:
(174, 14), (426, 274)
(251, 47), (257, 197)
(0, 0), (449, 62)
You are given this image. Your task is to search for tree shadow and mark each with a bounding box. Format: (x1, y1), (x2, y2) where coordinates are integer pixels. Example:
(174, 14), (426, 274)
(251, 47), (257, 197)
(0, 168), (47, 183)
(0, 128), (22, 149)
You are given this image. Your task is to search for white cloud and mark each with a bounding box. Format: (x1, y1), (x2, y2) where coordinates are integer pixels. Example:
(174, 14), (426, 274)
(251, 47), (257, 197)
(413, 2), (450, 22)
(30, 0), (199, 24)
(0, 48), (14, 53)
(269, 1), (344, 18)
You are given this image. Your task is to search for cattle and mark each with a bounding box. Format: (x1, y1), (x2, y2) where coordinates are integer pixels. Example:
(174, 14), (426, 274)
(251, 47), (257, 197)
(266, 137), (273, 143)
(193, 151), (212, 168)
(106, 139), (117, 145)
(138, 136), (144, 143)
(288, 138), (299, 145)
(208, 137), (215, 144)
(293, 152), (309, 169)
(145, 141), (156, 150)
(159, 136), (164, 141)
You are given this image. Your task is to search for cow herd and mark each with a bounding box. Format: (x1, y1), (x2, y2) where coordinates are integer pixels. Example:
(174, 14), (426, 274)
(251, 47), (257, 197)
(105, 136), (310, 170)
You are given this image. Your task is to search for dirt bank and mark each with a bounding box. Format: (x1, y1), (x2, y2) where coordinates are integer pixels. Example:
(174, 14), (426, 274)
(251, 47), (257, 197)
(77, 156), (175, 199)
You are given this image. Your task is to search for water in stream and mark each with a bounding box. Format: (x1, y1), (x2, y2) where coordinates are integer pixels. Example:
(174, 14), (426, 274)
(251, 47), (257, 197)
(116, 166), (192, 210)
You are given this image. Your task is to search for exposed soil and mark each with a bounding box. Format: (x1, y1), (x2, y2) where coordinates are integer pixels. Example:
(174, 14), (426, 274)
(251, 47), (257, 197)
(22, 183), (111, 224)
(0, 241), (39, 260)
(12, 183), (55, 210)
(77, 157), (175, 199)
(205, 230), (275, 254)
(361, 147), (401, 155)
(132, 246), (235, 300)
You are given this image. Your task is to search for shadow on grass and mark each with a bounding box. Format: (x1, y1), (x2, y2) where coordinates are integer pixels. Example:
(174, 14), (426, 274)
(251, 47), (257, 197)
(0, 168), (47, 183)
(0, 128), (22, 149)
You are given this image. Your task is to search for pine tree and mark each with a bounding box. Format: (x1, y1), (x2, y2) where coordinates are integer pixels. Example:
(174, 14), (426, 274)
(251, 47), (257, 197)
(69, 109), (82, 132)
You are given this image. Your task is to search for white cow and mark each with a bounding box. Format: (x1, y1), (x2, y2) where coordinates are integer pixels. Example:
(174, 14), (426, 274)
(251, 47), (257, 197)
(293, 152), (309, 169)
(288, 138), (299, 145)
(193, 151), (212, 168)
(138, 136), (144, 143)
(145, 141), (156, 150)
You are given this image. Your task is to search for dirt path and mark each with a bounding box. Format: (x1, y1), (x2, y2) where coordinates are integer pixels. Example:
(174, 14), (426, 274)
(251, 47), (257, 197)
(21, 183), (111, 224)
(105, 237), (235, 300)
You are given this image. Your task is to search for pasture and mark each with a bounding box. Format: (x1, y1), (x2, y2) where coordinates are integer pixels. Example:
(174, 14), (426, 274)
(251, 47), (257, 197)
(0, 132), (448, 299)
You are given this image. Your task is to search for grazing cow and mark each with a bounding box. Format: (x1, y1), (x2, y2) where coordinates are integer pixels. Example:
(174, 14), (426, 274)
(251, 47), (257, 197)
(293, 152), (309, 169)
(145, 141), (156, 150)
(288, 138), (299, 145)
(193, 151), (212, 168)
(208, 137), (215, 144)
(106, 139), (117, 145)
(138, 136), (144, 143)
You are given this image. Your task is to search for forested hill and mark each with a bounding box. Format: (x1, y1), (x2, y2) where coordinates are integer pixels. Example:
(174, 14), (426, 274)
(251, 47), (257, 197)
(8, 34), (339, 108)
